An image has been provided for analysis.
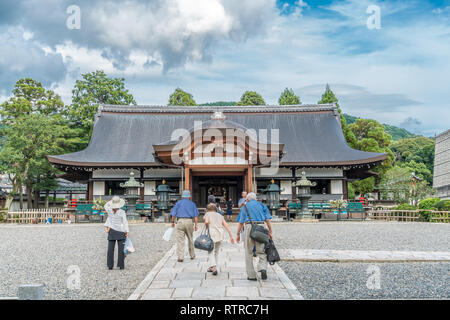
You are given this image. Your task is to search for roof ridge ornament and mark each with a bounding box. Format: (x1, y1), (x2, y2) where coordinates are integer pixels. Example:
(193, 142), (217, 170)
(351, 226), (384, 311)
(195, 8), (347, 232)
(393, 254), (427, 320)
(211, 111), (226, 121)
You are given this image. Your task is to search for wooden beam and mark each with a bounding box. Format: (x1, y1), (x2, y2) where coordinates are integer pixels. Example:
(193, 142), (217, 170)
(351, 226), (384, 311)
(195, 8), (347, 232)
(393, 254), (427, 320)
(247, 166), (253, 193)
(184, 167), (190, 192)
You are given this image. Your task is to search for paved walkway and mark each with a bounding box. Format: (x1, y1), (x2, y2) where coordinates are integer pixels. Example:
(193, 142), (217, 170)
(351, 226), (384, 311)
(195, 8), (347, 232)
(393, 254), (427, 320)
(279, 249), (450, 262)
(129, 238), (303, 300)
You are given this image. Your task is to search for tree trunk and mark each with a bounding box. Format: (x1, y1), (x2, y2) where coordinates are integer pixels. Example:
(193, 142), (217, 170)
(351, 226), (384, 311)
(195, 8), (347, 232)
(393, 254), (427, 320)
(17, 182), (24, 210)
(45, 190), (49, 208)
(26, 184), (32, 210)
(34, 188), (40, 209)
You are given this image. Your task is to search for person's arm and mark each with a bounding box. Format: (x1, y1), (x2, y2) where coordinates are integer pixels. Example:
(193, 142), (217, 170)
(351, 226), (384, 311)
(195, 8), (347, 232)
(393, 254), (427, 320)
(222, 219), (235, 244)
(265, 219), (272, 239)
(170, 202), (178, 227)
(194, 217), (198, 231)
(123, 211), (129, 237)
(104, 214), (111, 233)
(236, 223), (243, 243)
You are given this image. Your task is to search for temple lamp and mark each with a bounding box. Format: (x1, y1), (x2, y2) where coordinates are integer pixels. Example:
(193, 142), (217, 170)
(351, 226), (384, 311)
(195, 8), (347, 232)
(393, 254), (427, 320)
(294, 171), (317, 218)
(120, 172), (144, 221)
(262, 179), (284, 219)
(155, 180), (175, 222)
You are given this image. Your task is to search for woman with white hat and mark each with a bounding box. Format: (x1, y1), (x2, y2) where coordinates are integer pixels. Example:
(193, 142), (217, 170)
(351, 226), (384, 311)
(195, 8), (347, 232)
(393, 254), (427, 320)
(104, 196), (129, 270)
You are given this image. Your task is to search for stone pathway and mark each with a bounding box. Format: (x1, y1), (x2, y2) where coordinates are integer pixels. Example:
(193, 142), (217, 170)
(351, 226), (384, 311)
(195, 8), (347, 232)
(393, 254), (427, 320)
(279, 249), (450, 262)
(129, 239), (303, 300)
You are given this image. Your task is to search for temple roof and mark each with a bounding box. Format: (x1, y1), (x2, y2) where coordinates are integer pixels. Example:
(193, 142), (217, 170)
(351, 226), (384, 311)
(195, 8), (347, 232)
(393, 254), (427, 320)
(48, 104), (387, 169)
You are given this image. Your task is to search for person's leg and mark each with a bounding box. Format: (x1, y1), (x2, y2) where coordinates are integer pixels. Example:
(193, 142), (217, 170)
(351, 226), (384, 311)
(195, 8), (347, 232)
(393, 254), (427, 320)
(184, 220), (195, 259)
(243, 224), (257, 279)
(117, 239), (126, 269)
(256, 233), (268, 279)
(176, 221), (186, 261)
(107, 240), (115, 269)
(214, 241), (221, 270)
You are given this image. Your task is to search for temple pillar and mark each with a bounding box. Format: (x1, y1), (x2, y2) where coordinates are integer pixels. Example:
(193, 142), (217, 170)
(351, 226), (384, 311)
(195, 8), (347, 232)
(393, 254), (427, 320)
(88, 181), (93, 202)
(291, 167), (297, 201)
(342, 176), (348, 200)
(247, 166), (253, 193)
(184, 167), (191, 193)
(139, 169), (144, 201)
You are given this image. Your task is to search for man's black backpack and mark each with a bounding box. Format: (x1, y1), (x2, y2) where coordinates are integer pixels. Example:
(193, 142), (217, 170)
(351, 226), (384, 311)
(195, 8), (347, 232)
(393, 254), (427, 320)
(264, 239), (281, 265)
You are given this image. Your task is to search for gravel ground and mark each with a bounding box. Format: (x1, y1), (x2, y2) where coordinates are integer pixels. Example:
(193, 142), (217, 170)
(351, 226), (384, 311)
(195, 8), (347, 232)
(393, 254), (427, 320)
(280, 261), (450, 299)
(270, 221), (450, 251)
(1, 221), (448, 300)
(0, 223), (172, 300)
(271, 221), (450, 300)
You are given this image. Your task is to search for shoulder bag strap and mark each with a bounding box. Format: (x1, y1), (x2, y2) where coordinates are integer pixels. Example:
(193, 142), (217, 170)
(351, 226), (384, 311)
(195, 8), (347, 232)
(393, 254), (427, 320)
(243, 204), (254, 225)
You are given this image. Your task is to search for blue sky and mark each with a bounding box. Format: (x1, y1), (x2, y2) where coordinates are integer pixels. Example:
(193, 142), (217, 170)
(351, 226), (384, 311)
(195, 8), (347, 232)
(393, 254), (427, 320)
(0, 0), (449, 136)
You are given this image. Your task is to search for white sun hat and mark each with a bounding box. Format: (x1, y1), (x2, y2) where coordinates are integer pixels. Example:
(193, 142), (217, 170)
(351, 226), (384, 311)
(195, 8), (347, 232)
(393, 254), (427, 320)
(107, 196), (126, 209)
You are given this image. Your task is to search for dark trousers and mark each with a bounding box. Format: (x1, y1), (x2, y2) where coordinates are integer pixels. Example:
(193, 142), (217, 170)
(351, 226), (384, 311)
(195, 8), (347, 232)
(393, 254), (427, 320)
(107, 229), (126, 269)
(107, 239), (125, 269)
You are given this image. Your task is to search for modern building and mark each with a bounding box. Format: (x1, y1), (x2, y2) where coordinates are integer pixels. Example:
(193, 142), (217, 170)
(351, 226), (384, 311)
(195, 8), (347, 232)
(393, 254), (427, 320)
(48, 104), (387, 207)
(433, 129), (450, 199)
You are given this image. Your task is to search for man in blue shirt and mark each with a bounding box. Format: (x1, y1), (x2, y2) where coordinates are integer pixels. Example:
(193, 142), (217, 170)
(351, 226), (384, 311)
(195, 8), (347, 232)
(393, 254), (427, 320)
(171, 190), (199, 262)
(236, 192), (273, 281)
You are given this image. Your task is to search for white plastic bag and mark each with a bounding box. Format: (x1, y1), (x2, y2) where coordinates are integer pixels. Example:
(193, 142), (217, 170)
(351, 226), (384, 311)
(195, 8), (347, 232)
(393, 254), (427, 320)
(163, 227), (175, 241)
(124, 238), (135, 255)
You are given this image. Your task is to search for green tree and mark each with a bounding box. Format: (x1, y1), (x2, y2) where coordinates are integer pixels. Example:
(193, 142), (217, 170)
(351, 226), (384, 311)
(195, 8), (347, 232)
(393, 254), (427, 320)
(278, 88), (301, 105)
(0, 78), (64, 123)
(237, 91), (265, 106)
(391, 136), (435, 174)
(318, 84), (357, 148)
(0, 78), (84, 209)
(168, 88), (197, 106)
(65, 70), (136, 144)
(397, 160), (433, 185)
(378, 166), (433, 205)
(347, 118), (395, 196)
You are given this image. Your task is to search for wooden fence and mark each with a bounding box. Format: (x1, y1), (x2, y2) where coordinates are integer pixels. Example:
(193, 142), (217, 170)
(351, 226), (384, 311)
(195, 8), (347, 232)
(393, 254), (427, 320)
(6, 209), (71, 224)
(368, 209), (450, 223)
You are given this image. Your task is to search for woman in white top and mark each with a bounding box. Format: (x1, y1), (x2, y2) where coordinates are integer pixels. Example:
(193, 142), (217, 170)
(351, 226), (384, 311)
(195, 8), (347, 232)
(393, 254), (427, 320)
(204, 203), (234, 275)
(104, 196), (129, 270)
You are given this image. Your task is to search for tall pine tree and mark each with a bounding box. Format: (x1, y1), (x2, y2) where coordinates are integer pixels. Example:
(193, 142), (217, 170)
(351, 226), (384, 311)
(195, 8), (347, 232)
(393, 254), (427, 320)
(318, 84), (357, 148)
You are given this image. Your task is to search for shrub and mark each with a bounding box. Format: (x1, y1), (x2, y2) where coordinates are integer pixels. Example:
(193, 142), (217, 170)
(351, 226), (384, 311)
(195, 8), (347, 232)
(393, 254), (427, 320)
(434, 200), (450, 211)
(395, 203), (417, 210)
(418, 198), (440, 210)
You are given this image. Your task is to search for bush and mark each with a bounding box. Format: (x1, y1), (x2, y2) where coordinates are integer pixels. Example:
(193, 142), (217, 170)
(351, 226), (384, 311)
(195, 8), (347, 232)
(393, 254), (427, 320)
(395, 203), (417, 210)
(434, 200), (450, 211)
(418, 198), (440, 210)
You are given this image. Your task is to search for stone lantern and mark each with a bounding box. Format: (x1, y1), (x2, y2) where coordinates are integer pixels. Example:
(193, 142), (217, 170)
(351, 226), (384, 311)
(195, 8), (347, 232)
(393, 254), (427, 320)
(262, 179), (284, 219)
(293, 171), (317, 217)
(120, 172), (143, 220)
(155, 180), (175, 222)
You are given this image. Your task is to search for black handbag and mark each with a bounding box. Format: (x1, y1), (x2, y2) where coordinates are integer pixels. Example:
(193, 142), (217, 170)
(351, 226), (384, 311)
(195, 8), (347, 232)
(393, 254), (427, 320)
(194, 226), (214, 252)
(265, 239), (280, 265)
(244, 205), (270, 244)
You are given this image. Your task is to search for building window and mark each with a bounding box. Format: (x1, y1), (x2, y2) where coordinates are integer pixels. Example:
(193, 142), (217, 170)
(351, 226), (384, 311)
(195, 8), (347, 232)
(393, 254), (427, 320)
(105, 181), (125, 195)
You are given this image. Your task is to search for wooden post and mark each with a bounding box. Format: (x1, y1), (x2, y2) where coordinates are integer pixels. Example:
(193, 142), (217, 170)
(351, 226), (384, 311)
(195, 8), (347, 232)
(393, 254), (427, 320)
(184, 167), (190, 192)
(140, 169), (145, 201)
(244, 169), (248, 192)
(88, 181), (93, 202)
(247, 165), (253, 193)
(291, 167), (297, 201)
(342, 178), (348, 200)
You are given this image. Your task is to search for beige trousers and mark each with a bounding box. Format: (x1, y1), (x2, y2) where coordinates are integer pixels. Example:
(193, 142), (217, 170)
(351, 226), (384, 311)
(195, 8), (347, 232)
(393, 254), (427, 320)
(208, 241), (221, 267)
(243, 224), (268, 279)
(176, 218), (195, 260)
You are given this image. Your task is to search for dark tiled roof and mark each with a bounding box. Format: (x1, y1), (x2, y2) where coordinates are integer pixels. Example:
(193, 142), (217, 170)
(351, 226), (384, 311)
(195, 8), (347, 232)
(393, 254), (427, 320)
(48, 104), (386, 167)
